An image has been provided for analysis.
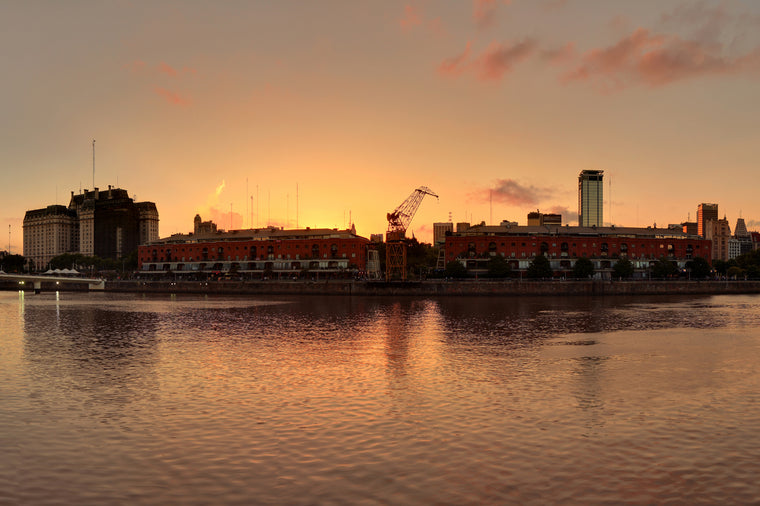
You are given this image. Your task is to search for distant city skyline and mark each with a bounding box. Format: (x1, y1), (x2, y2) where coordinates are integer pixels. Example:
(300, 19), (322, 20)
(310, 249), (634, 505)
(3, 1), (760, 252)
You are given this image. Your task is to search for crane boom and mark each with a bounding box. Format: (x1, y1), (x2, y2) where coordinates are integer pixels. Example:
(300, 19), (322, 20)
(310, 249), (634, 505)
(385, 186), (438, 281)
(386, 186), (438, 234)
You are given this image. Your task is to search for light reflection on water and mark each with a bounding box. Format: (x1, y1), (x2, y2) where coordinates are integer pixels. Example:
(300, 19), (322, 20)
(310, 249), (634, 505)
(2, 291), (760, 504)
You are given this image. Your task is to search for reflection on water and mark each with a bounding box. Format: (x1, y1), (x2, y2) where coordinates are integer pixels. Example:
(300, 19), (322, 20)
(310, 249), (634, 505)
(2, 291), (760, 504)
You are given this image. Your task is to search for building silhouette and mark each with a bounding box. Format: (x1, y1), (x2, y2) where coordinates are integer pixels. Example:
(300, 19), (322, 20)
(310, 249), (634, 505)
(705, 216), (731, 262)
(193, 214), (218, 235)
(24, 185), (158, 269)
(433, 222), (453, 246)
(578, 170), (604, 227)
(697, 203), (718, 237)
(527, 210), (562, 227)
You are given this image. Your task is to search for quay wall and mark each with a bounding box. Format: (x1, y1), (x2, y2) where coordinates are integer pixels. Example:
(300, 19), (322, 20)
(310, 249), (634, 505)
(100, 279), (760, 297)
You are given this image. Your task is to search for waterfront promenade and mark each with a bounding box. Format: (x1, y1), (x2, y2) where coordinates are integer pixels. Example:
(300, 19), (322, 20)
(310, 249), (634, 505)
(4, 277), (760, 297)
(101, 279), (760, 297)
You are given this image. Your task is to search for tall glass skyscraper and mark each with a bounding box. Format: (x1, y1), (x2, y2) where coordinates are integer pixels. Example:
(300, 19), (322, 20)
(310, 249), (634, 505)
(578, 170), (604, 227)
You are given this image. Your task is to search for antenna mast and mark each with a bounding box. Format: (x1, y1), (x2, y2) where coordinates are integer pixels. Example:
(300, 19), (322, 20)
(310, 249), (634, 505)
(92, 139), (96, 188)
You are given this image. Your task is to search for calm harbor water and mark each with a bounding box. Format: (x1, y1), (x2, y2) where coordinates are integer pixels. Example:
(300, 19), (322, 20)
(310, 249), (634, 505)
(2, 290), (760, 505)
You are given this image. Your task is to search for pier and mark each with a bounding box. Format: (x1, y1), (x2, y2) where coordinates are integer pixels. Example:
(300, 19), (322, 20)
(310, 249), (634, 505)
(0, 273), (105, 294)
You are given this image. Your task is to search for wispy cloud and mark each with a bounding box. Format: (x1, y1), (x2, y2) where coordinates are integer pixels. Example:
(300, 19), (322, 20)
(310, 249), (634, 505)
(476, 39), (537, 80)
(436, 2), (760, 91)
(155, 87), (191, 106)
(196, 180), (245, 230)
(473, 0), (500, 29)
(159, 62), (178, 77)
(438, 42), (473, 76)
(399, 4), (422, 30)
(399, 4), (445, 35)
(562, 27), (760, 91)
(438, 39), (537, 80)
(127, 59), (196, 105)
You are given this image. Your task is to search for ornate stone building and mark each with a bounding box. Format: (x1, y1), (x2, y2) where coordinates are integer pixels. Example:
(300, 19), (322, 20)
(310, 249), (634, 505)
(23, 185), (159, 269)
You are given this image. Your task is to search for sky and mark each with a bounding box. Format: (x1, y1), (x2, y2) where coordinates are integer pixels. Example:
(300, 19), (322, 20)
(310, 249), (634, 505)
(3, 0), (760, 253)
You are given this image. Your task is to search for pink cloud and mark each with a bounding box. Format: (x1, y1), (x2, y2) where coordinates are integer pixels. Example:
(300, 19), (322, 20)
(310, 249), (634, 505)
(475, 39), (537, 80)
(438, 42), (472, 76)
(562, 28), (760, 91)
(154, 87), (191, 106)
(159, 62), (178, 77)
(542, 42), (576, 65)
(400, 4), (422, 29)
(473, 0), (499, 29)
(400, 4), (446, 36)
(438, 39), (536, 81)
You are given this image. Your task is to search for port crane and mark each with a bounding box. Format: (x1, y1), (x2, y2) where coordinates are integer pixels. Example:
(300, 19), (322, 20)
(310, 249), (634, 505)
(386, 186), (438, 281)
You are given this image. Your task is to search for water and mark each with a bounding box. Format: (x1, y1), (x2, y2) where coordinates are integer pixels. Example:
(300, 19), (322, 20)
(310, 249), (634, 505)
(2, 291), (760, 505)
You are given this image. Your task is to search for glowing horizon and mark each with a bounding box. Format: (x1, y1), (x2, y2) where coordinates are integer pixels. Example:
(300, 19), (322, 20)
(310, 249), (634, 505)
(3, 1), (760, 254)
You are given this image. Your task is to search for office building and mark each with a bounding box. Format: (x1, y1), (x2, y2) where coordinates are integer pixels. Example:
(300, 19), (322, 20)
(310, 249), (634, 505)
(527, 211), (562, 227)
(705, 217), (731, 262)
(578, 170), (604, 227)
(433, 222), (453, 245)
(22, 205), (78, 268)
(697, 203), (718, 237)
(24, 185), (159, 269)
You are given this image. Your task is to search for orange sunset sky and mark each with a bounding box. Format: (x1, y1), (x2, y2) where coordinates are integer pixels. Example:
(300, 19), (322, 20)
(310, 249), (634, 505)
(3, 1), (760, 252)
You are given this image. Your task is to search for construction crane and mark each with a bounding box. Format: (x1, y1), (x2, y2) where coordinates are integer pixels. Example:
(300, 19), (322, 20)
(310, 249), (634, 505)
(386, 186), (438, 281)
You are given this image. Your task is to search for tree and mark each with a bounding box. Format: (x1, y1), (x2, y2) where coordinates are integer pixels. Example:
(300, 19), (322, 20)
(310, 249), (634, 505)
(727, 266), (744, 279)
(406, 238), (437, 279)
(685, 256), (711, 279)
(486, 255), (511, 278)
(572, 257), (595, 279)
(1, 254), (26, 273)
(444, 260), (468, 278)
(712, 259), (734, 276)
(651, 257), (679, 278)
(612, 257), (634, 279)
(526, 255), (553, 279)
